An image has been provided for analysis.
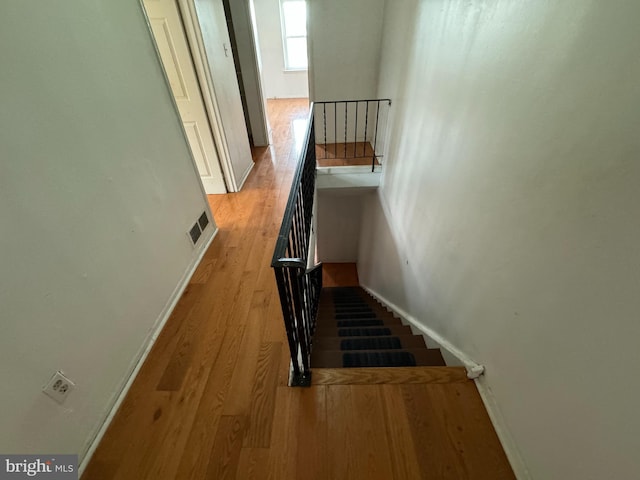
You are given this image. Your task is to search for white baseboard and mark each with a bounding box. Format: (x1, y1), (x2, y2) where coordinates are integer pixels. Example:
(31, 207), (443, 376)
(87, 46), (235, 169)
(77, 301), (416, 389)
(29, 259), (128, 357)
(78, 226), (218, 475)
(360, 285), (483, 374)
(236, 162), (254, 192)
(474, 376), (532, 480)
(359, 284), (530, 480)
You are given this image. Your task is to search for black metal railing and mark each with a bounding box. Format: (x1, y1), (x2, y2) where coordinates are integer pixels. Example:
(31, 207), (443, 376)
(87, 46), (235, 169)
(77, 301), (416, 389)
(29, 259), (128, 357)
(271, 106), (321, 386)
(272, 99), (391, 386)
(314, 99), (392, 172)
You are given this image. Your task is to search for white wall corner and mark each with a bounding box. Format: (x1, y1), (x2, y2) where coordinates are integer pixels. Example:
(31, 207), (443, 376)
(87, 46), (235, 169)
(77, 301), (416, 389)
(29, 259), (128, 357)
(359, 283), (530, 480)
(236, 161), (255, 191)
(79, 225), (218, 475)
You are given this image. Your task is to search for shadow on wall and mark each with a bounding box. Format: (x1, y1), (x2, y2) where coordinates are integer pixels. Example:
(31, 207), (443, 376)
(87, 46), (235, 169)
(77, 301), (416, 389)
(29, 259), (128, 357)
(356, 191), (468, 368)
(357, 191), (410, 311)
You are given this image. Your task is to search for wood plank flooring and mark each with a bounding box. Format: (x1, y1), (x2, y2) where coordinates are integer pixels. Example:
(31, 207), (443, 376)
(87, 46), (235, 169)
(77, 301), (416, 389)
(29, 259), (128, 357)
(316, 142), (381, 167)
(312, 367), (469, 385)
(82, 98), (515, 480)
(322, 262), (360, 287)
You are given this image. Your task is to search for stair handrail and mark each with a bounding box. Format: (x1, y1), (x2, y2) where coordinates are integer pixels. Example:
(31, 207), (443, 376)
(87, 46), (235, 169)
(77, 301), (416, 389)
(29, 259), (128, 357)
(271, 104), (321, 386)
(271, 98), (392, 386)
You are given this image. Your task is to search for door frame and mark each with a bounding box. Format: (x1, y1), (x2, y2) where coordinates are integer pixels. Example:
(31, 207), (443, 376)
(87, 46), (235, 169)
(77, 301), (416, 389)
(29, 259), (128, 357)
(176, 0), (241, 192)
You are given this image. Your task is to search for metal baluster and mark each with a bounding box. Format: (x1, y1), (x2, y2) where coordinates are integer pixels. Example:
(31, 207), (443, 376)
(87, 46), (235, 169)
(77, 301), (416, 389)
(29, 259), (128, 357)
(363, 101), (369, 157)
(334, 103), (337, 159)
(323, 103), (327, 159)
(354, 101), (358, 158)
(275, 268), (301, 378)
(372, 100), (381, 172)
(290, 267), (310, 384)
(344, 102), (348, 158)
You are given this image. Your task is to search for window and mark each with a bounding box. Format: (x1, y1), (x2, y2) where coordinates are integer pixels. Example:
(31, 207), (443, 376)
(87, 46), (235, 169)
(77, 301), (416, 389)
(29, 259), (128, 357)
(280, 0), (307, 70)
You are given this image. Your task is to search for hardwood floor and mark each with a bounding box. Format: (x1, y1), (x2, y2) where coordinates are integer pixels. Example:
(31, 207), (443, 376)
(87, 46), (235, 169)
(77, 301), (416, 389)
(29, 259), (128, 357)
(82, 98), (515, 479)
(316, 142), (381, 167)
(322, 262), (360, 287)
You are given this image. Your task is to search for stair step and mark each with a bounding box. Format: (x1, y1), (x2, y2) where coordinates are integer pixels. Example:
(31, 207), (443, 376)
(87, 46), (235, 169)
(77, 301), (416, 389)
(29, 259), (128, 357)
(318, 305), (378, 314)
(313, 335), (426, 351)
(317, 313), (400, 324)
(334, 311), (378, 319)
(314, 325), (412, 337)
(319, 302), (382, 311)
(331, 294), (368, 300)
(311, 349), (446, 368)
(323, 286), (362, 291)
(331, 299), (371, 305)
(312, 367), (468, 385)
(324, 302), (373, 308)
(330, 291), (369, 297)
(323, 300), (372, 307)
(318, 306), (395, 318)
(336, 319), (385, 328)
(318, 310), (376, 319)
(331, 305), (375, 312)
(316, 315), (402, 328)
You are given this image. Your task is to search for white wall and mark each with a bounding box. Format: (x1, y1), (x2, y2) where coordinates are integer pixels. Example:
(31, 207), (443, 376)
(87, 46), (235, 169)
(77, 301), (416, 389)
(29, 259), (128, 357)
(0, 0), (214, 460)
(252, 0), (308, 98)
(316, 192), (363, 262)
(307, 0), (385, 101)
(359, 1), (640, 479)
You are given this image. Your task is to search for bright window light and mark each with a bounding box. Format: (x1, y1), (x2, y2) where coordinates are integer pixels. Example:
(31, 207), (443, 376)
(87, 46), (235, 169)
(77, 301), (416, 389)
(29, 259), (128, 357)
(280, 0), (307, 70)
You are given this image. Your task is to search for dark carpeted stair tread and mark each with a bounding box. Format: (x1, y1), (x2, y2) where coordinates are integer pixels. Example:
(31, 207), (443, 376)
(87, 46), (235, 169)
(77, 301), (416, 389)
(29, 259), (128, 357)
(318, 312), (397, 323)
(332, 305), (375, 312)
(314, 286), (447, 369)
(336, 319), (385, 328)
(335, 311), (379, 319)
(315, 315), (403, 328)
(314, 324), (412, 337)
(318, 303), (395, 315)
(323, 286), (362, 291)
(330, 297), (380, 307)
(313, 334), (427, 351)
(311, 349), (446, 368)
(331, 296), (369, 302)
(319, 305), (393, 314)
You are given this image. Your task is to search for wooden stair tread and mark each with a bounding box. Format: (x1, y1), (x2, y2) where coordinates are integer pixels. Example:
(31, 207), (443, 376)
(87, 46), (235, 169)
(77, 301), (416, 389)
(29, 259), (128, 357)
(312, 367), (468, 385)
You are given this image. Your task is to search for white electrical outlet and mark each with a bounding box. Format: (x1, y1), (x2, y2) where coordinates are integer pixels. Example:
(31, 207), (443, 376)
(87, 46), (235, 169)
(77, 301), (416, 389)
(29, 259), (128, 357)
(43, 371), (75, 404)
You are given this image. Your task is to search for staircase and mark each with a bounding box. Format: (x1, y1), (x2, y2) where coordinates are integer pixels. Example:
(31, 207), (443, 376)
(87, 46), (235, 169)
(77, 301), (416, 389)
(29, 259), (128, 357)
(311, 286), (446, 368)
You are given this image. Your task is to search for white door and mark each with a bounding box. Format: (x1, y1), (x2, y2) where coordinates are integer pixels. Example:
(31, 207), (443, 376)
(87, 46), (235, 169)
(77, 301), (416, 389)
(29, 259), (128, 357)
(143, 0), (227, 194)
(194, 0), (255, 189)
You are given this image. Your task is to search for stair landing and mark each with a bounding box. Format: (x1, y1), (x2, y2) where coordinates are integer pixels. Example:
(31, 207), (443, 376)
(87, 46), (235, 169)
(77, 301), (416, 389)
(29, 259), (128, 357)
(316, 141), (381, 167)
(322, 262), (359, 287)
